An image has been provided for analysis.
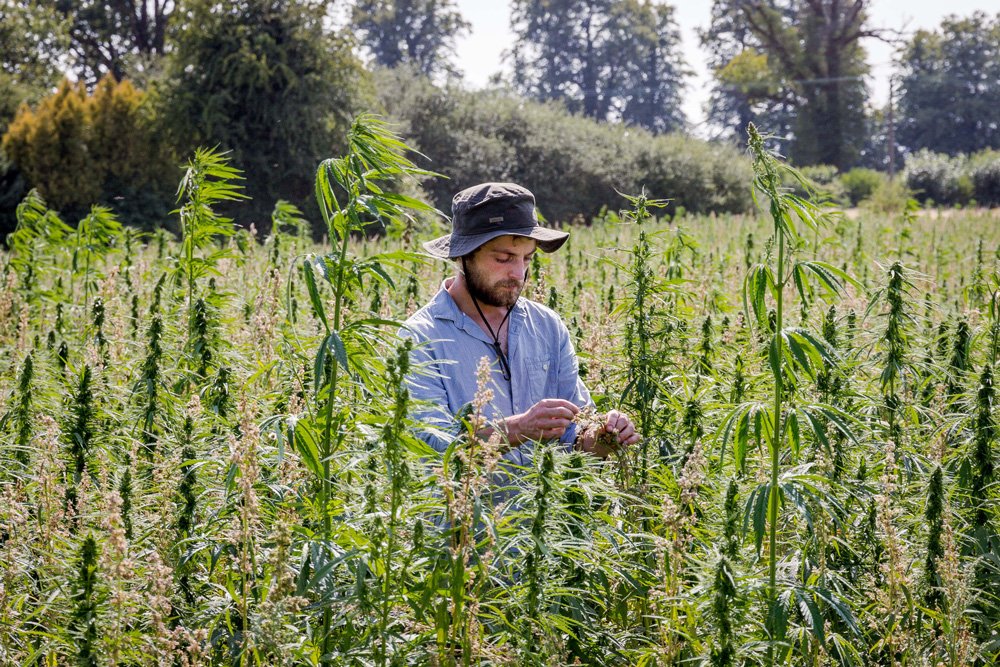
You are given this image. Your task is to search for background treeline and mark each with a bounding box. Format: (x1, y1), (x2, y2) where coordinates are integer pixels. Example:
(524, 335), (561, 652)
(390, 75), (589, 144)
(1, 0), (999, 237)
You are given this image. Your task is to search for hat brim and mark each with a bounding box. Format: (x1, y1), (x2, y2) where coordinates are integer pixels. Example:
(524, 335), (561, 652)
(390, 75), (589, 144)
(422, 226), (569, 259)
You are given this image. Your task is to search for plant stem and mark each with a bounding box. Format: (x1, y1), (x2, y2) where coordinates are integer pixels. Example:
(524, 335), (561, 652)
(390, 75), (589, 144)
(767, 223), (785, 667)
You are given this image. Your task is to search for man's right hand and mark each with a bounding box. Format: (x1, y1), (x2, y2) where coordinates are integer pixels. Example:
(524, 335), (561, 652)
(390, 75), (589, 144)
(505, 398), (580, 445)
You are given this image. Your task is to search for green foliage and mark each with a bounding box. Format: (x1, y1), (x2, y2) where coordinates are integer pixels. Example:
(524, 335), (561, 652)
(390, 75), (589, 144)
(175, 147), (244, 337)
(0, 147), (28, 239)
(157, 0), (366, 231)
(73, 205), (123, 310)
(352, 0), (469, 79)
(2, 75), (174, 226)
(509, 0), (687, 133)
(0, 2), (66, 108)
(44, 0), (173, 83)
(704, 1), (870, 168)
(903, 149), (969, 205)
(898, 11), (1000, 156)
(968, 150), (1000, 207)
(66, 364), (96, 483)
(786, 165), (848, 205)
(744, 121), (859, 665)
(839, 167), (886, 206)
(296, 114), (438, 656)
(70, 535), (100, 667)
(374, 68), (751, 223)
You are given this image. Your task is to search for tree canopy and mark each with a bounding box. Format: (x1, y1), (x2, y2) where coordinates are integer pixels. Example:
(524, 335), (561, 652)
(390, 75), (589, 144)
(703, 0), (874, 169)
(156, 0), (365, 229)
(897, 11), (1000, 157)
(509, 0), (687, 134)
(351, 0), (470, 80)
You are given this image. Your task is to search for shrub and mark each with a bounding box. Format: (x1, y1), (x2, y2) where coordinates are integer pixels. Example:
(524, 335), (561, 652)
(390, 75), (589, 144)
(0, 149), (28, 240)
(968, 150), (1000, 207)
(373, 67), (752, 224)
(863, 176), (913, 215)
(2, 76), (174, 227)
(903, 149), (967, 205)
(839, 167), (886, 206)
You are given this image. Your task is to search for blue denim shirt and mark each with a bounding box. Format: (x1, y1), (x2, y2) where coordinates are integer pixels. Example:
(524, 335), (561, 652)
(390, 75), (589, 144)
(401, 279), (592, 468)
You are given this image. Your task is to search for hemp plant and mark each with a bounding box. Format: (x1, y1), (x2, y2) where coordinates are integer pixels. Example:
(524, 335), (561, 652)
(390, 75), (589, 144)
(738, 123), (859, 665)
(72, 204), (122, 312)
(5, 190), (73, 301)
(296, 114), (439, 657)
(613, 191), (673, 486)
(3, 352), (35, 468)
(175, 147), (246, 356)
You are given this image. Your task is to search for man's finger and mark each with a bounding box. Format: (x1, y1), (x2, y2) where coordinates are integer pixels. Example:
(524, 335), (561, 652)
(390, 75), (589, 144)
(540, 399), (580, 413)
(605, 411), (626, 432)
(539, 406), (576, 421)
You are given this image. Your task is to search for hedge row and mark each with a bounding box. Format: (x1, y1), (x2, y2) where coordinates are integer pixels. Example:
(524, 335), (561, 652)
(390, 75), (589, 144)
(372, 68), (752, 223)
(903, 148), (1000, 207)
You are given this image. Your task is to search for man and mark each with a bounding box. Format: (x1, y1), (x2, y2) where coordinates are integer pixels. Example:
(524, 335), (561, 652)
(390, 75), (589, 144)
(402, 182), (639, 466)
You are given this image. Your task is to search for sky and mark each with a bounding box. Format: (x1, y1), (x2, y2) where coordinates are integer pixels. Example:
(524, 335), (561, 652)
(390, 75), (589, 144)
(452, 0), (996, 137)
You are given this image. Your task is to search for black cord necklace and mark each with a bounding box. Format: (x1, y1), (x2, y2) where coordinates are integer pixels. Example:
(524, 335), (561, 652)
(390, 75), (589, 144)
(463, 258), (513, 382)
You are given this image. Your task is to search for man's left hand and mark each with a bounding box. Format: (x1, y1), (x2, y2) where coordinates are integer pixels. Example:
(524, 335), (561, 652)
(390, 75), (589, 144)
(577, 409), (640, 458)
(605, 410), (640, 447)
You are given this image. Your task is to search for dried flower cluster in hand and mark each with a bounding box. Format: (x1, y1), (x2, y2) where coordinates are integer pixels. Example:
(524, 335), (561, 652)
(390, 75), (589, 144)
(573, 406), (618, 452)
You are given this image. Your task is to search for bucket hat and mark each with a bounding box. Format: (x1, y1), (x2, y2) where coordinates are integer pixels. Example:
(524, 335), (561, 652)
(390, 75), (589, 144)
(422, 182), (569, 259)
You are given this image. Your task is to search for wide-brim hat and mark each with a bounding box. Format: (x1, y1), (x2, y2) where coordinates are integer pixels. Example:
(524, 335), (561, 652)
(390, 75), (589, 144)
(422, 182), (569, 259)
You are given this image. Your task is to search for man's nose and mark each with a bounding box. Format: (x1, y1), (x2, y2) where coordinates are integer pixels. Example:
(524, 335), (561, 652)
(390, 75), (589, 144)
(510, 259), (529, 280)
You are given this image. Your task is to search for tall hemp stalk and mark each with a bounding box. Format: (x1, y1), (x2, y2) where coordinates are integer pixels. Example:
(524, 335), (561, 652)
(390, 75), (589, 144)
(743, 123), (859, 665)
(615, 191), (670, 487)
(298, 115), (438, 659)
(72, 205), (122, 313)
(175, 148), (245, 363)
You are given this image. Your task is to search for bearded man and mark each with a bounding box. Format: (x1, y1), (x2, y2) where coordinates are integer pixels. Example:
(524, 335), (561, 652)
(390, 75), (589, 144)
(402, 182), (639, 466)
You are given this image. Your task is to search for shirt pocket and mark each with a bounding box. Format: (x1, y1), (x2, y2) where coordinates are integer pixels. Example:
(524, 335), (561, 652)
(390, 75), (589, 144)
(523, 354), (557, 405)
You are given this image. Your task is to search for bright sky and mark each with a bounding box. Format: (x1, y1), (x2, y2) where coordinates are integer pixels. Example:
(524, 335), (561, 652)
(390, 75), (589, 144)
(452, 0), (996, 137)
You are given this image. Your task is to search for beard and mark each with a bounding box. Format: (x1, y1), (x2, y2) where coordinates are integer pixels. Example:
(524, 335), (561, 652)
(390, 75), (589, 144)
(464, 259), (524, 308)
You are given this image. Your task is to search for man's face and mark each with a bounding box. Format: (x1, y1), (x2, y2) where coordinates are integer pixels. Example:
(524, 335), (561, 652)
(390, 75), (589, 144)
(463, 235), (537, 308)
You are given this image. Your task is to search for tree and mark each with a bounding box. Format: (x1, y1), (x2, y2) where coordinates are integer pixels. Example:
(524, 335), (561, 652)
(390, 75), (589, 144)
(703, 0), (875, 169)
(26, 0), (176, 84)
(2, 75), (174, 225)
(351, 0), (470, 80)
(700, 8), (796, 145)
(0, 1), (68, 127)
(508, 0), (687, 134)
(156, 0), (365, 230)
(897, 12), (1000, 156)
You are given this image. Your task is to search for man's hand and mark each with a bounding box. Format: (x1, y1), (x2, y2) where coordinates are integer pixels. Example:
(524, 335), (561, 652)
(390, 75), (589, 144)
(576, 409), (640, 458)
(504, 398), (580, 445)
